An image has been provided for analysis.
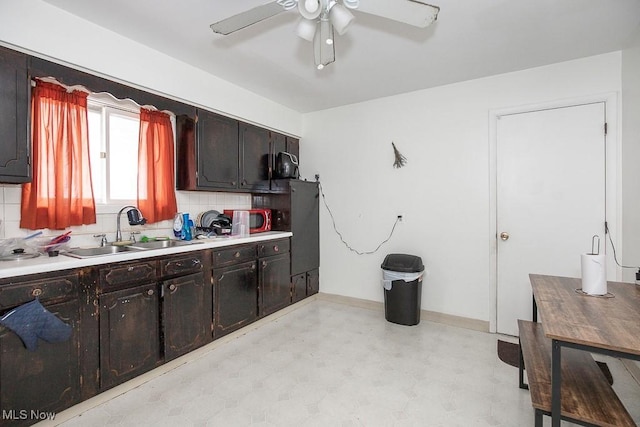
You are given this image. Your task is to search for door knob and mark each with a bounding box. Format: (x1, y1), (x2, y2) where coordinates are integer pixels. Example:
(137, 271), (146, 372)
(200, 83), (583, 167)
(500, 232), (510, 241)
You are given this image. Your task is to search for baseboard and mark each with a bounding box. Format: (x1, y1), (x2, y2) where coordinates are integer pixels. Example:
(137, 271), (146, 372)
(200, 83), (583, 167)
(316, 292), (490, 332)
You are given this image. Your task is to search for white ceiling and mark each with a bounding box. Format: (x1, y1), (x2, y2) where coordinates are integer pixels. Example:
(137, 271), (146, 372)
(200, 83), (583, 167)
(42, 0), (640, 113)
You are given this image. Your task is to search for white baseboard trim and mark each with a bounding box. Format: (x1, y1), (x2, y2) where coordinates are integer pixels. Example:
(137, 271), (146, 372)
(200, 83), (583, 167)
(316, 292), (490, 332)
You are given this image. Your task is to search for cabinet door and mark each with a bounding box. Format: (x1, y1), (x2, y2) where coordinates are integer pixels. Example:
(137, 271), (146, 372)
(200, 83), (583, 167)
(213, 261), (257, 338)
(162, 272), (210, 361)
(0, 47), (30, 183)
(99, 283), (159, 390)
(259, 253), (291, 317)
(239, 123), (270, 191)
(196, 109), (239, 190)
(290, 180), (320, 275)
(307, 269), (320, 296)
(291, 273), (306, 304)
(0, 299), (80, 420)
(286, 136), (299, 162)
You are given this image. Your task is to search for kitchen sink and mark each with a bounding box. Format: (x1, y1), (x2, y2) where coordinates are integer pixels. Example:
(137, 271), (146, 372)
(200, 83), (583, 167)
(64, 245), (141, 259)
(125, 239), (202, 250)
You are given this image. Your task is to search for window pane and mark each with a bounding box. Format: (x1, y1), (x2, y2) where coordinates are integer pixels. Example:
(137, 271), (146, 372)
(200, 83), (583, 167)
(108, 113), (138, 200)
(87, 109), (105, 203)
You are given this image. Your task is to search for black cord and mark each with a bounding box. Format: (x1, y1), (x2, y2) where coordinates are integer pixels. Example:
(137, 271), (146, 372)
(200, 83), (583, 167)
(605, 222), (639, 269)
(318, 181), (399, 255)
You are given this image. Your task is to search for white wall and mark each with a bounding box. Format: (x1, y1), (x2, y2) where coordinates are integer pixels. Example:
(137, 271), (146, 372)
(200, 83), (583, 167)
(301, 53), (622, 323)
(622, 36), (640, 283)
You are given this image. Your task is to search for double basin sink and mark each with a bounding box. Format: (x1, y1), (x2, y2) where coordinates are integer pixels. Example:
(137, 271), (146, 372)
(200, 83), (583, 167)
(64, 239), (202, 259)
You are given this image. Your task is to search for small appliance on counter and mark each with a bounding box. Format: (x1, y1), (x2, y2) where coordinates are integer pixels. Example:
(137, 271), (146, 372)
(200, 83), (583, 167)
(223, 209), (271, 234)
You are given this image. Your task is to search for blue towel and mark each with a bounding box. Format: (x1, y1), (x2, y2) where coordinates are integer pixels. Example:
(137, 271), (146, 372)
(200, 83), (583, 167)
(0, 299), (72, 351)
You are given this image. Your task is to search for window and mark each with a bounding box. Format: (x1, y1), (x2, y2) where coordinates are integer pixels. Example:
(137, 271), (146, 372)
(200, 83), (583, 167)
(88, 95), (140, 206)
(87, 94), (176, 214)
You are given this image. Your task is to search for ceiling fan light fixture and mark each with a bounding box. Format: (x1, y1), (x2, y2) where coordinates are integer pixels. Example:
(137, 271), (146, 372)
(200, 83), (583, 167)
(329, 3), (354, 35)
(296, 17), (317, 41)
(342, 0), (359, 9)
(298, 0), (323, 20)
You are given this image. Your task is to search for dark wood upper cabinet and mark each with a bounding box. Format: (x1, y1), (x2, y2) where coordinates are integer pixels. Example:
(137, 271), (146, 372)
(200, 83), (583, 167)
(177, 110), (239, 191)
(0, 46), (30, 183)
(239, 123), (271, 192)
(176, 114), (299, 193)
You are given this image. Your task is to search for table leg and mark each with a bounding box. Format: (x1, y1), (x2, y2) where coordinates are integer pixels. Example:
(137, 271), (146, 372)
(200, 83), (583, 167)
(551, 339), (561, 427)
(532, 296), (538, 323)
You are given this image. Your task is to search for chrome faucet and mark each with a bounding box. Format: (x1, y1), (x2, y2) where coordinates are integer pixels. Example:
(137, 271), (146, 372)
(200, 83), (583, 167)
(116, 206), (146, 242)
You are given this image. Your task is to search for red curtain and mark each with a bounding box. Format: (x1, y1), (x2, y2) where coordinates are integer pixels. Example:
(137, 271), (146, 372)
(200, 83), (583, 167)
(137, 109), (178, 223)
(21, 81), (96, 230)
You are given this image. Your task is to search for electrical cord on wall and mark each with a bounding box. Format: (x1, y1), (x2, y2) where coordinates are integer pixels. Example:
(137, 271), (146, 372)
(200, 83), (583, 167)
(317, 180), (399, 255)
(605, 222), (639, 269)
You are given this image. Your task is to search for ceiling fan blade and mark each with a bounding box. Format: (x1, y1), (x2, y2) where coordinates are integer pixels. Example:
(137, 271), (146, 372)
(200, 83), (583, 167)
(356, 0), (440, 28)
(210, 2), (285, 35)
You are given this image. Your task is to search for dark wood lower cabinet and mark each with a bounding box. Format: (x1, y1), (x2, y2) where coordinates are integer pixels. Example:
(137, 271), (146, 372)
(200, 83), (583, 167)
(291, 273), (307, 303)
(307, 269), (319, 296)
(162, 272), (209, 361)
(291, 269), (320, 303)
(0, 272), (81, 426)
(260, 252), (291, 316)
(214, 260), (258, 338)
(0, 239), (312, 425)
(98, 283), (160, 390)
(0, 299), (80, 426)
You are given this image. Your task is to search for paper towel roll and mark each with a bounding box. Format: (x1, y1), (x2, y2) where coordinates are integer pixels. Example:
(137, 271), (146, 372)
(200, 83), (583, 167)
(581, 253), (607, 295)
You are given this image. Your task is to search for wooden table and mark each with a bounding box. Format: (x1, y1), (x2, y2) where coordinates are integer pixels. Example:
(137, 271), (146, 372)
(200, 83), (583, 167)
(530, 274), (640, 427)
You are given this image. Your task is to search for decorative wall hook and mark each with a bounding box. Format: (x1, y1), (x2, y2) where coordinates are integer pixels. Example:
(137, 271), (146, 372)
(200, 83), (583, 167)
(392, 142), (407, 168)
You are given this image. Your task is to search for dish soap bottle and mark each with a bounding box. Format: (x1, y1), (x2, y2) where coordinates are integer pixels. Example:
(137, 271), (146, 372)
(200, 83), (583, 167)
(181, 213), (192, 241)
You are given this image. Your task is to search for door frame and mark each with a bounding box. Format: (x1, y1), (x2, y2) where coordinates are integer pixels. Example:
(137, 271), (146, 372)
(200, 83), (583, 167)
(488, 93), (620, 333)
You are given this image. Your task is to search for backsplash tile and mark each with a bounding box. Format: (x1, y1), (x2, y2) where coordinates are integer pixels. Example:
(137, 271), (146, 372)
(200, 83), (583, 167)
(0, 185), (251, 246)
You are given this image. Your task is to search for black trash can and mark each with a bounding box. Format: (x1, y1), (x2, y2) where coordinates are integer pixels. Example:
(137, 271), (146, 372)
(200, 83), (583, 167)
(381, 254), (425, 326)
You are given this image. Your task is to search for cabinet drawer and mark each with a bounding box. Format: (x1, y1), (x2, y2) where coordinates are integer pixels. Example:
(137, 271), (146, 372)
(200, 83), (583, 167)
(213, 244), (256, 267)
(100, 261), (157, 289)
(258, 239), (290, 258)
(0, 272), (79, 309)
(160, 253), (204, 278)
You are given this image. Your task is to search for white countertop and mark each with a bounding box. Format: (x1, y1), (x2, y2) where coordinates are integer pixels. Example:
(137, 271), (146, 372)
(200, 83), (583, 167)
(0, 231), (292, 279)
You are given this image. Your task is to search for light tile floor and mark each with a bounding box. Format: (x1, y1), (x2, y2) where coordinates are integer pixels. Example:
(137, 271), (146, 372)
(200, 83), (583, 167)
(49, 298), (640, 427)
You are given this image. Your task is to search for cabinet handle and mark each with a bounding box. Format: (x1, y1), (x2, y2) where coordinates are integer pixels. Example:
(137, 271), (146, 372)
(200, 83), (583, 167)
(128, 266), (135, 272)
(234, 252), (240, 258)
(273, 245), (279, 252)
(231, 181), (236, 186)
(31, 288), (43, 297)
(262, 261), (267, 268)
(168, 284), (176, 291)
(147, 289), (154, 296)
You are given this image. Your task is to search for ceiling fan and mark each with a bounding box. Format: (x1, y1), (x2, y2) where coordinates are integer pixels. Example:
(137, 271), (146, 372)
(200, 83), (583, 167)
(210, 0), (440, 70)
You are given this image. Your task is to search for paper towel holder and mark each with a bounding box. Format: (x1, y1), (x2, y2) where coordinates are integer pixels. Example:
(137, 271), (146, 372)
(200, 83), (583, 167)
(590, 235), (600, 255)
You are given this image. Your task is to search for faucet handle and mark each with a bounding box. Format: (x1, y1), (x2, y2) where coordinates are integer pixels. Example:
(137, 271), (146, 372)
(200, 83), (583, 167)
(93, 234), (108, 247)
(129, 231), (141, 243)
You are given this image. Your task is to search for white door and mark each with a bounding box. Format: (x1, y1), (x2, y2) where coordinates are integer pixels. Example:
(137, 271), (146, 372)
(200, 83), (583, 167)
(496, 102), (606, 336)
